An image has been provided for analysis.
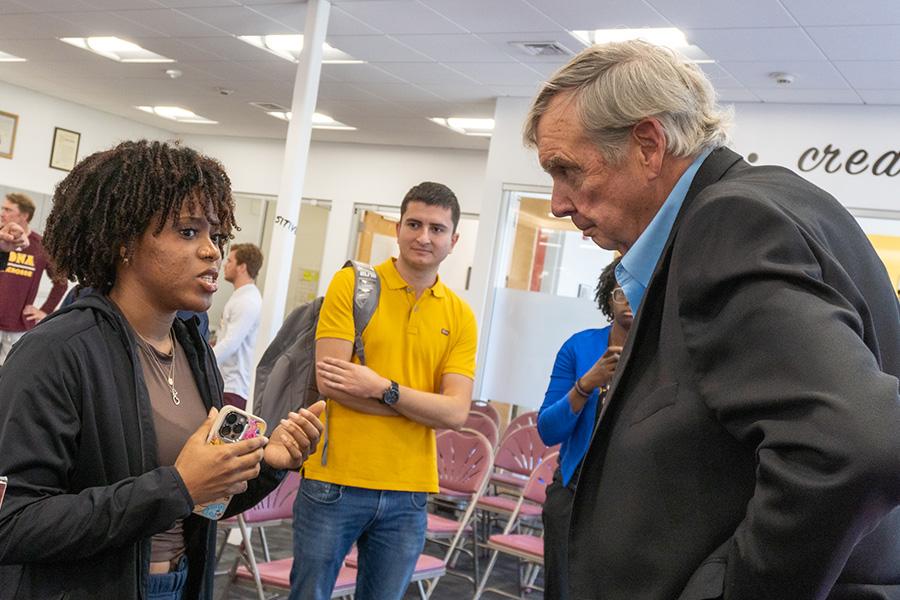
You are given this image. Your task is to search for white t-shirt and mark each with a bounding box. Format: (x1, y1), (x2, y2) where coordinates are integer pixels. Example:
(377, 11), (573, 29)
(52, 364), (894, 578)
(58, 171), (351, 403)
(214, 283), (262, 399)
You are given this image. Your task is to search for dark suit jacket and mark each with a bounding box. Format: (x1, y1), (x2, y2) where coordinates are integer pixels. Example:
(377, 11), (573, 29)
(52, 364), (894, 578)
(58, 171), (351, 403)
(568, 148), (900, 600)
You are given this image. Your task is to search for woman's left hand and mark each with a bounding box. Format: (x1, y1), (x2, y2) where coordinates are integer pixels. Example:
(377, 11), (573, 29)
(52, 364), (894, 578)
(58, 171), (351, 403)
(263, 400), (325, 469)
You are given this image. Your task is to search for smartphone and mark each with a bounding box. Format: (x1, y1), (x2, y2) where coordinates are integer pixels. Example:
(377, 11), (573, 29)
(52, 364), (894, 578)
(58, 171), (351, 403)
(0, 476), (7, 512)
(192, 406), (267, 520)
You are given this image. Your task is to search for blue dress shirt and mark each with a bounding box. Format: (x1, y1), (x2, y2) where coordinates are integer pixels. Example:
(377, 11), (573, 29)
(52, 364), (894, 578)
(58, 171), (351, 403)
(537, 326), (611, 486)
(617, 149), (712, 313)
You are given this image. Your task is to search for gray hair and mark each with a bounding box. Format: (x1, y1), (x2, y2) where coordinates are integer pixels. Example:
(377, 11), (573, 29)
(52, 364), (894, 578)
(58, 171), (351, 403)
(523, 40), (731, 163)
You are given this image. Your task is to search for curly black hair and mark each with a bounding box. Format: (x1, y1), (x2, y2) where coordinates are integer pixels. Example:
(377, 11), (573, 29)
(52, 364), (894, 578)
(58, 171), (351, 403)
(595, 256), (622, 321)
(43, 140), (236, 293)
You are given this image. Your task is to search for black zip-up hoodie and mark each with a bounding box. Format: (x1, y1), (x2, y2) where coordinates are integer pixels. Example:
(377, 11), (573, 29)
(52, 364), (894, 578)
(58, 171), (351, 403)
(0, 293), (282, 599)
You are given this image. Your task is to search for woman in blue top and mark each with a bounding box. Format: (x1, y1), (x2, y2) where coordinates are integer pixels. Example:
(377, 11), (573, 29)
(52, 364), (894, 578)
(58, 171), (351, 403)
(538, 257), (633, 599)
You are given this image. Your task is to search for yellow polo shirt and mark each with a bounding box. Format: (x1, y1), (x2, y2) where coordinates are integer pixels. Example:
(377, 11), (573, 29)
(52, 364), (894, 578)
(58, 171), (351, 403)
(306, 258), (478, 492)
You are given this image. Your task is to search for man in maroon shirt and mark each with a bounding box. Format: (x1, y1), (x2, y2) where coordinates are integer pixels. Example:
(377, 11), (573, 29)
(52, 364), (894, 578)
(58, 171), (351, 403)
(0, 193), (67, 365)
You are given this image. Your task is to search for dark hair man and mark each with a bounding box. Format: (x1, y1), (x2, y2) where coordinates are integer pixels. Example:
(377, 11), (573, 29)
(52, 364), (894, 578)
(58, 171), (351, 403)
(214, 242), (264, 409)
(0, 193), (67, 364)
(290, 181), (477, 600)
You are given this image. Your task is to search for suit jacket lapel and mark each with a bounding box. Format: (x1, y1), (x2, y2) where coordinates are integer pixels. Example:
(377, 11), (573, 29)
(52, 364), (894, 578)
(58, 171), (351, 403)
(593, 147), (746, 425)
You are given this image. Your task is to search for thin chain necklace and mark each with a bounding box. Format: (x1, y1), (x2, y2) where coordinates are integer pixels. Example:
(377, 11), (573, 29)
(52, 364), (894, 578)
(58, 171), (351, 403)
(137, 330), (180, 406)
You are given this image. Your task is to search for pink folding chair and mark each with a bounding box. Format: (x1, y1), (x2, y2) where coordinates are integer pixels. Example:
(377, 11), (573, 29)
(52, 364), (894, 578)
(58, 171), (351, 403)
(489, 424), (548, 495)
(473, 452), (559, 600)
(464, 410), (499, 448)
(218, 471), (301, 600)
(500, 410), (538, 442)
(424, 429), (495, 596)
(470, 401), (501, 429)
(233, 558), (358, 599)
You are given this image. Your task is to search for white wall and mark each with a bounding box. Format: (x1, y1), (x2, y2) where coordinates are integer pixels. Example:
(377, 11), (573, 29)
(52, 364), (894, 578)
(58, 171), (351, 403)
(0, 80), (170, 197)
(182, 134), (488, 294)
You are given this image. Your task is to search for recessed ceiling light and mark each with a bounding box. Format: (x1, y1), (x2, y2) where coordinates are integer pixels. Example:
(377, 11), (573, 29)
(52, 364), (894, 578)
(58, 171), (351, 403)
(237, 35), (364, 64)
(571, 28), (714, 63)
(0, 50), (26, 62)
(60, 37), (174, 63)
(136, 106), (217, 124)
(264, 110), (357, 130)
(429, 117), (494, 137)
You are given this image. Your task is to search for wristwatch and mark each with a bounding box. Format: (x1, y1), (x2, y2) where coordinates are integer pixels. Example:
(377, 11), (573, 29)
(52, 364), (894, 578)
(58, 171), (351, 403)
(381, 380), (400, 406)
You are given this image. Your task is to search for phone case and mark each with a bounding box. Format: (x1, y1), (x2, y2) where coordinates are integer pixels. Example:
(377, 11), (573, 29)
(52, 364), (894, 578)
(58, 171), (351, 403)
(192, 406), (267, 520)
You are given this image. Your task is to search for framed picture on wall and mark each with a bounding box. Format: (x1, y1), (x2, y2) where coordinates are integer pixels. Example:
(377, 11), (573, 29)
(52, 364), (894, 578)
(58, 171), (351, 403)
(0, 111), (18, 159)
(49, 127), (81, 171)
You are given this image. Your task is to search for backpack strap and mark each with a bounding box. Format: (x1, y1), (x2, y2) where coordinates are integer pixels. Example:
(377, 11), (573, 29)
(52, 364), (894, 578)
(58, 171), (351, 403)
(342, 260), (380, 366)
(321, 261), (380, 467)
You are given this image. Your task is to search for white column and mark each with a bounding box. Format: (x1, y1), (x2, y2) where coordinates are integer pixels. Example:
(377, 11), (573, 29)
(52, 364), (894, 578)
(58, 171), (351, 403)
(250, 0), (331, 409)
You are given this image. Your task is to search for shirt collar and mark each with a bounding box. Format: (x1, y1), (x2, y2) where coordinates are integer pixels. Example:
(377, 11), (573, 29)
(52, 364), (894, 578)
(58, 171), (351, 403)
(382, 258), (446, 298)
(616, 148), (712, 311)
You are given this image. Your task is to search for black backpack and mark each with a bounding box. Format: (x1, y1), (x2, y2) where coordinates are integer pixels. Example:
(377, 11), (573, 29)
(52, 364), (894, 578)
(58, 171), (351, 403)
(253, 261), (380, 463)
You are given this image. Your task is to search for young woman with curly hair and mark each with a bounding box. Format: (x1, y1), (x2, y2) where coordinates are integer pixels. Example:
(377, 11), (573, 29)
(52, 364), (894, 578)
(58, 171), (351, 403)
(0, 140), (324, 600)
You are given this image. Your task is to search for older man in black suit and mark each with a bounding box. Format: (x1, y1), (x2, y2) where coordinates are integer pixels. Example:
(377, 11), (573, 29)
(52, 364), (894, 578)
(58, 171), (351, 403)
(525, 40), (900, 600)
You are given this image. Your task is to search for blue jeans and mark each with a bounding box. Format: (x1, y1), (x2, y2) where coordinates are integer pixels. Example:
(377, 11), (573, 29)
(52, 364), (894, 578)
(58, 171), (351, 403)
(289, 479), (428, 600)
(146, 556), (188, 600)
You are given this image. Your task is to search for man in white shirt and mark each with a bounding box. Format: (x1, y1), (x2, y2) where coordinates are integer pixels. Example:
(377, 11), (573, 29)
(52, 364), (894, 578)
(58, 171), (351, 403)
(213, 243), (263, 410)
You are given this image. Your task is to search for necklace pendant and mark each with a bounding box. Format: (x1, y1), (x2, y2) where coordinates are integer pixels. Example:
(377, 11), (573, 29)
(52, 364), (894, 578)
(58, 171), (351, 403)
(167, 376), (174, 386)
(171, 389), (180, 405)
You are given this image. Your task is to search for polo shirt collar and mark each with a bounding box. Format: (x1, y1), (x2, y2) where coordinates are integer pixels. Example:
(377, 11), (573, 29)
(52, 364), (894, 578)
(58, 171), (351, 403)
(383, 258), (446, 298)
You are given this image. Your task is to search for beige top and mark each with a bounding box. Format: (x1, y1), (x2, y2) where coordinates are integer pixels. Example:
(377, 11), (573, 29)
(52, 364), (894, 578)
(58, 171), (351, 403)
(135, 332), (207, 564)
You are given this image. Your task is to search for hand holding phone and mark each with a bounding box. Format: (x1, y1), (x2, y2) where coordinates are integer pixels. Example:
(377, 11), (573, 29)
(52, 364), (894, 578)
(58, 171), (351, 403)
(174, 406), (268, 520)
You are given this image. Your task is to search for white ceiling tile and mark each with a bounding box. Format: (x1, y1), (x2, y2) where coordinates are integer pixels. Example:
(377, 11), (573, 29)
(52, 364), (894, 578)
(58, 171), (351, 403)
(336, 1), (466, 34)
(752, 88), (862, 104)
(174, 35), (283, 61)
(719, 61), (850, 90)
(716, 88), (761, 102)
(389, 34), (516, 62)
(419, 0), (561, 33)
(51, 9), (167, 38)
(111, 8), (229, 37)
(0, 12), (101, 39)
(373, 61), (477, 85)
(250, 4), (381, 36)
(362, 81), (443, 101)
(132, 36), (223, 60)
(322, 63), (405, 84)
(413, 82), (497, 102)
(0, 38), (92, 61)
(491, 83), (541, 97)
(780, 0), (900, 26)
(3, 0), (99, 11)
(316, 80), (380, 100)
(445, 61), (543, 86)
(806, 26), (900, 61)
(155, 0), (239, 7)
(178, 6), (291, 35)
(82, 0), (164, 8)
(177, 59), (266, 79)
(684, 28), (826, 62)
(326, 34), (431, 61)
(397, 97), (496, 115)
(646, 0), (796, 28)
(858, 89), (900, 105)
(697, 63), (742, 88)
(523, 0), (670, 30)
(833, 61), (900, 90)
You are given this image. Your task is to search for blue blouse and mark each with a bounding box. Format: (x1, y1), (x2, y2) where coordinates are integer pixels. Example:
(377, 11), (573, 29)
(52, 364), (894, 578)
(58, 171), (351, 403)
(537, 327), (610, 486)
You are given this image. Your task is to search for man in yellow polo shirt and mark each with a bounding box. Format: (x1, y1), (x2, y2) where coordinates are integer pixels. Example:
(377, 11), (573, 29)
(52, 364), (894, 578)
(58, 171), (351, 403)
(289, 182), (477, 600)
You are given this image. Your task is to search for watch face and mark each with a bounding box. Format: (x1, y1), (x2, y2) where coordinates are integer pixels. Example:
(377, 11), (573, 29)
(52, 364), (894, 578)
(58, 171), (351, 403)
(383, 381), (400, 405)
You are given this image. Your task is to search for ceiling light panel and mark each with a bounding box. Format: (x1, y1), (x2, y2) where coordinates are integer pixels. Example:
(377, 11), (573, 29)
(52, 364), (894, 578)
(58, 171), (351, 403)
(136, 106), (217, 124)
(237, 35), (363, 64)
(0, 50), (26, 62)
(60, 37), (174, 63)
(261, 109), (357, 130)
(429, 117), (494, 137)
(571, 28), (713, 63)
